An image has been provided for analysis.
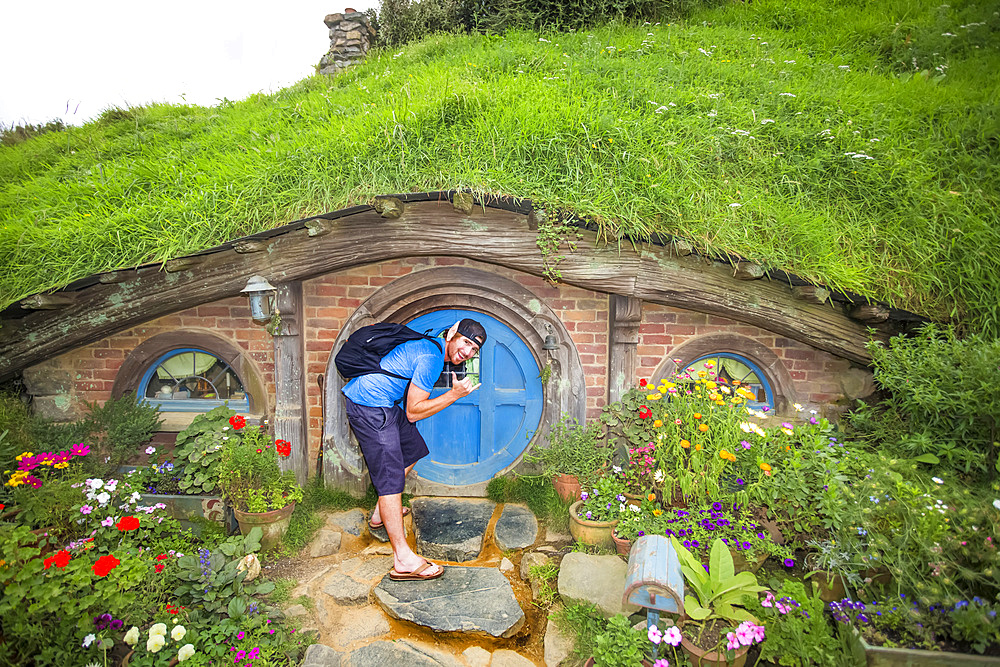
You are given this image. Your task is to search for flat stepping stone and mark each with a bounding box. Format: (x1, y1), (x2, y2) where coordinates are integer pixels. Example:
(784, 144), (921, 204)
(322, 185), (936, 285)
(322, 556), (394, 606)
(557, 552), (640, 617)
(493, 504), (538, 551)
(301, 644), (343, 667)
(323, 573), (372, 605)
(343, 639), (465, 667)
(411, 497), (495, 562)
(373, 566), (525, 638)
(332, 605), (390, 647)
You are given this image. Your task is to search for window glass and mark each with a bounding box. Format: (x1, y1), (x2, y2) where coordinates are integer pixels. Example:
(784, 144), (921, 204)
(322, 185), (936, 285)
(682, 353), (773, 409)
(138, 348), (250, 412)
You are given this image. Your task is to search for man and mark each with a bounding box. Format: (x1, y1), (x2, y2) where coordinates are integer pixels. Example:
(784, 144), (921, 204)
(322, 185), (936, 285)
(342, 317), (486, 580)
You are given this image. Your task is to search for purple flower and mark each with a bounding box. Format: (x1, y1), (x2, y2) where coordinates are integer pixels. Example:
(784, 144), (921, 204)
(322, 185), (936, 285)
(712, 502), (722, 511)
(783, 558), (795, 567)
(736, 478), (745, 485)
(586, 511), (592, 519)
(580, 492), (589, 501)
(638, 531), (645, 536)
(742, 541), (751, 549)
(809, 417), (818, 425)
(740, 440), (751, 449)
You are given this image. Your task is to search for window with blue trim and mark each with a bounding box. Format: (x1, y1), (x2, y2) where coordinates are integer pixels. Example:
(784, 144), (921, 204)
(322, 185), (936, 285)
(683, 353), (773, 410)
(138, 348), (251, 412)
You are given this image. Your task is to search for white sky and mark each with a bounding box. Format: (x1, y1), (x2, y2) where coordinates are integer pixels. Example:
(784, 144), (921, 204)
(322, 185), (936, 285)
(0, 1), (375, 128)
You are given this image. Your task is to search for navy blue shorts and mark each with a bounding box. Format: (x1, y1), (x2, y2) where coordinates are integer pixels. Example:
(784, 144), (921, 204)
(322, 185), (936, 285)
(344, 396), (429, 496)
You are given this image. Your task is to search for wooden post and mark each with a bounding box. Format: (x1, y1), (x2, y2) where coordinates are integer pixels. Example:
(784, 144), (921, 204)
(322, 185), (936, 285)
(609, 295), (642, 404)
(272, 281), (308, 486)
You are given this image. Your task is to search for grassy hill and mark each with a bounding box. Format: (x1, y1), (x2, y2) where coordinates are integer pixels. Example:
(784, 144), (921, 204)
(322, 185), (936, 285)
(2, 0), (999, 334)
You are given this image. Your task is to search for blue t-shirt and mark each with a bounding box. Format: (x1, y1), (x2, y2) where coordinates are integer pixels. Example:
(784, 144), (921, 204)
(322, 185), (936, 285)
(341, 338), (444, 408)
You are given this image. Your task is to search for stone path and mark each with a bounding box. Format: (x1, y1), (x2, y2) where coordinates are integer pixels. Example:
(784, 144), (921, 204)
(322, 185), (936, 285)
(289, 499), (635, 666)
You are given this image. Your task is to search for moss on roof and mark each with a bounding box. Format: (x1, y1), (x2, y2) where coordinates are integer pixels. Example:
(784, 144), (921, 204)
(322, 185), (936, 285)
(2, 1), (998, 334)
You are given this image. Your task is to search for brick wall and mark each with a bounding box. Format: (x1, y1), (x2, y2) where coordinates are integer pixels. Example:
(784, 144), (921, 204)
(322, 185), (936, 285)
(28, 256), (852, 479)
(637, 305), (850, 409)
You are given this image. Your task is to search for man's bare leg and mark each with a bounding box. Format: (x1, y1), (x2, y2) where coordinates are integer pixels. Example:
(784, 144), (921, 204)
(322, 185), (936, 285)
(379, 492), (442, 575)
(370, 462), (416, 526)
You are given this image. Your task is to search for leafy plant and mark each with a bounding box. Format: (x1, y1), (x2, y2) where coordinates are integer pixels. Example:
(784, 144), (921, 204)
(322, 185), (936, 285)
(83, 394), (164, 471)
(173, 405), (235, 494)
(576, 475), (628, 522)
(172, 527), (275, 615)
(216, 417), (302, 513)
(526, 413), (611, 486)
(670, 536), (768, 625)
(748, 580), (843, 666)
(592, 614), (649, 667)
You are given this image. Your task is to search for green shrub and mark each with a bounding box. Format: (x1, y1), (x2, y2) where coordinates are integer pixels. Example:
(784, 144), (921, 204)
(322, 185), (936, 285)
(525, 413), (611, 485)
(172, 405), (236, 494)
(851, 324), (1000, 480)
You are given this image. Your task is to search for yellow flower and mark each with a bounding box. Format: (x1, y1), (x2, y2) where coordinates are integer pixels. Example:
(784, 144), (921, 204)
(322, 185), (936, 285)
(653, 420), (663, 427)
(54, 462), (69, 469)
(680, 440), (691, 449)
(652, 509), (663, 517)
(793, 403), (803, 411)
(706, 381), (717, 389)
(647, 393), (663, 401)
(760, 462), (772, 471)
(740, 422), (752, 433)
(781, 428), (794, 436)
(693, 413), (702, 420)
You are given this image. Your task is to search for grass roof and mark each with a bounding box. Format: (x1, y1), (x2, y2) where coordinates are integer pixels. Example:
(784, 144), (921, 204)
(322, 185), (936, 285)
(2, 0), (998, 335)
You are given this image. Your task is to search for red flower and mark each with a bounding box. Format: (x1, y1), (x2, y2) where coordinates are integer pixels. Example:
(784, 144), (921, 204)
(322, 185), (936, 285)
(639, 379), (647, 387)
(229, 415), (246, 430)
(256, 449), (263, 454)
(156, 554), (171, 561)
(92, 554), (120, 577)
(276, 440), (291, 457)
(43, 549), (72, 569)
(155, 563), (165, 573)
(116, 516), (140, 531)
(638, 406), (652, 419)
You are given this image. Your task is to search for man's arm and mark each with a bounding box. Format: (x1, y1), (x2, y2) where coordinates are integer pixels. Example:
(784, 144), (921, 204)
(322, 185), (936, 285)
(405, 373), (480, 422)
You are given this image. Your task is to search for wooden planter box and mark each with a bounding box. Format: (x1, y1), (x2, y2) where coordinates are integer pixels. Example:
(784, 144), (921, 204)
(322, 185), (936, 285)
(852, 629), (999, 666)
(139, 493), (237, 535)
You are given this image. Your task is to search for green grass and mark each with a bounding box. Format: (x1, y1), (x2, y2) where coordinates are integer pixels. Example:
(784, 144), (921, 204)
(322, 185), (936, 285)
(2, 0), (998, 333)
(487, 473), (572, 532)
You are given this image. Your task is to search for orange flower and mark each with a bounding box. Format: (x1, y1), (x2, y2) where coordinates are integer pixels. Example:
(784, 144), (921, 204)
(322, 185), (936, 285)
(760, 462), (772, 472)
(693, 413), (702, 419)
(653, 420), (663, 428)
(719, 450), (735, 462)
(695, 444), (703, 451)
(698, 424), (709, 432)
(680, 440), (691, 449)
(647, 493), (656, 502)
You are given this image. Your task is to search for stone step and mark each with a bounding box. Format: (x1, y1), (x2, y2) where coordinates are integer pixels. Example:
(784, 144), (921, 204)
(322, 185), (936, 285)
(411, 497), (496, 562)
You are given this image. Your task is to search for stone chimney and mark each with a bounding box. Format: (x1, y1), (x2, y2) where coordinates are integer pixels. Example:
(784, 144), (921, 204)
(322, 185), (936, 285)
(319, 10), (375, 76)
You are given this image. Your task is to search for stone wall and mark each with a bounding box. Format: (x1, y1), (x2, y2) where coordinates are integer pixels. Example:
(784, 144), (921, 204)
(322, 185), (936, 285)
(319, 11), (375, 76)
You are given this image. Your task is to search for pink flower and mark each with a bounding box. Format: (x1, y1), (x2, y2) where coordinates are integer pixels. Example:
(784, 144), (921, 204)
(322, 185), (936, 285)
(776, 602), (790, 614)
(654, 660), (669, 667)
(726, 632), (740, 651)
(80, 505), (93, 515)
(101, 516), (114, 527)
(761, 592), (774, 608)
(662, 626), (682, 646)
(647, 625), (662, 644)
(735, 625), (754, 646)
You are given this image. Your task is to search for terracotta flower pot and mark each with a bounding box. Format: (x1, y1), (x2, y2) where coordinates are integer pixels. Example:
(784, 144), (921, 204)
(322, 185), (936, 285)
(569, 500), (619, 549)
(811, 570), (848, 603)
(552, 474), (582, 503)
(233, 502), (295, 551)
(583, 659), (654, 666)
(623, 491), (645, 508)
(681, 635), (749, 667)
(611, 528), (632, 557)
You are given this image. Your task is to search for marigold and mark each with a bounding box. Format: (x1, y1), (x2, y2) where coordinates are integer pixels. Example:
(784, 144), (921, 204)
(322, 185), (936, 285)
(680, 440), (691, 449)
(760, 462), (772, 472)
(647, 493), (656, 502)
(695, 444), (703, 451)
(653, 420), (662, 428)
(698, 424), (709, 432)
(693, 413), (702, 419)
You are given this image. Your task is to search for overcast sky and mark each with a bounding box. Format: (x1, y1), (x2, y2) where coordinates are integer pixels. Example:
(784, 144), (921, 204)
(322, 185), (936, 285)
(1, 1), (375, 128)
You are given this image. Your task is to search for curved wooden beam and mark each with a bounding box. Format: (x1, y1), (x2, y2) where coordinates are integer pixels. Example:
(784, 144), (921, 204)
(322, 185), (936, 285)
(0, 200), (882, 380)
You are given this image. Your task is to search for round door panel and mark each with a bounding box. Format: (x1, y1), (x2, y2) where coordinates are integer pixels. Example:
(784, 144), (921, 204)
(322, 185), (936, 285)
(407, 309), (543, 485)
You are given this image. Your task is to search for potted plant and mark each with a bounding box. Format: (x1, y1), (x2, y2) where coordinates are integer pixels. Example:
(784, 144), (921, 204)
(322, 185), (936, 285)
(745, 580), (843, 665)
(612, 494), (665, 557)
(216, 415), (303, 550)
(803, 537), (865, 603)
(570, 475), (627, 548)
(584, 614), (655, 667)
(528, 415), (611, 502)
(670, 536), (768, 666)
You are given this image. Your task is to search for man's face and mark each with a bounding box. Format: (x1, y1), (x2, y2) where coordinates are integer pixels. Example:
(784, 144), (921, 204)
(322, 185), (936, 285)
(448, 335), (481, 365)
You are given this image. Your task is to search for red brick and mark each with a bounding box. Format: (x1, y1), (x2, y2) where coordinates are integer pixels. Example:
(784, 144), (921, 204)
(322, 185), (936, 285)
(340, 298), (362, 308)
(576, 343), (606, 355)
(578, 354), (596, 365)
(639, 356), (662, 367)
(92, 369), (119, 381)
(181, 317), (216, 328)
(313, 284), (348, 297)
(340, 276), (371, 286)
(308, 406), (323, 417)
(707, 315), (737, 326)
(788, 371), (806, 380)
(381, 264), (413, 276)
(664, 325), (697, 336)
(782, 349), (814, 361)
(434, 257), (467, 266)
(306, 341), (333, 352)
(575, 322), (605, 333)
(548, 300), (578, 310)
(93, 348), (123, 359)
(639, 323), (666, 334)
(217, 318), (247, 329)
(368, 276), (395, 287)
(640, 334), (672, 345)
(586, 386), (605, 397)
(347, 286), (373, 299)
(193, 306), (232, 318)
(315, 329), (339, 340)
(675, 312), (709, 325)
(77, 359), (105, 370)
(75, 381), (102, 392)
(563, 310), (596, 322)
(791, 360), (824, 371)
(773, 337), (795, 347)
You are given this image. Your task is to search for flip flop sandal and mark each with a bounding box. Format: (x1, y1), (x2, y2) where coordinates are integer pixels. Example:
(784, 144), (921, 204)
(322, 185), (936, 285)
(389, 561), (444, 581)
(368, 506), (410, 529)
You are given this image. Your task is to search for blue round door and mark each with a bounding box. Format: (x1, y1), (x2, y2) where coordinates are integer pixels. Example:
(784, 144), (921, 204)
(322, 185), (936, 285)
(406, 310), (543, 485)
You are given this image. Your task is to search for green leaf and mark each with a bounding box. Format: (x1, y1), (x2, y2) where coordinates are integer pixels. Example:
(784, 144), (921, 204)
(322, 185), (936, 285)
(912, 453), (940, 464)
(227, 597), (247, 619)
(255, 581), (275, 595)
(710, 539), (735, 582)
(219, 541), (238, 557)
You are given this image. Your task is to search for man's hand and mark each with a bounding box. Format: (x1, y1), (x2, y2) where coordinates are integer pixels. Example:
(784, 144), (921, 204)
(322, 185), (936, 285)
(450, 372), (481, 398)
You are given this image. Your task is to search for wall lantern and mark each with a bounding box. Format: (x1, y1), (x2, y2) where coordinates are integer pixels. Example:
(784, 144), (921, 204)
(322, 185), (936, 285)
(241, 275), (277, 325)
(541, 324), (559, 357)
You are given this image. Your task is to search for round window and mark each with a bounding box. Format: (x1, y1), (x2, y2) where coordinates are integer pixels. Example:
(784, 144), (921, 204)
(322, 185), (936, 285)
(682, 353), (773, 410)
(138, 348), (250, 412)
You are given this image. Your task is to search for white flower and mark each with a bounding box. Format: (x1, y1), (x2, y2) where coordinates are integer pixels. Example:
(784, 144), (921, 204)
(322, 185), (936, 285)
(761, 119), (774, 124)
(149, 623), (168, 637)
(654, 470), (664, 482)
(82, 634), (96, 648)
(131, 492), (141, 503)
(729, 203), (742, 208)
(793, 403), (803, 411)
(147, 634), (166, 653)
(177, 644), (196, 662)
(612, 465), (622, 474)
(145, 446), (156, 455)
(619, 503), (627, 512)
(932, 477), (944, 484)
(124, 626), (140, 646)
(95, 492), (110, 505)
(992, 499), (1000, 511)
(629, 504), (641, 513)
(171, 625), (187, 642)
(778, 92), (796, 97)
(89, 479), (103, 489)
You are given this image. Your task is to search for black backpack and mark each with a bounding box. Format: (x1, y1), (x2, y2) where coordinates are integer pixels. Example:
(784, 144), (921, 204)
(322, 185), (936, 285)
(334, 323), (442, 381)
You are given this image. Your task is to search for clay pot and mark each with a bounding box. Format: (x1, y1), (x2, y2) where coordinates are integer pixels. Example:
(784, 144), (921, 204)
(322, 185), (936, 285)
(681, 635), (749, 667)
(623, 491), (645, 508)
(552, 474), (582, 503)
(811, 570), (848, 603)
(569, 500), (619, 549)
(611, 528), (632, 557)
(583, 659), (654, 666)
(233, 503), (295, 551)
